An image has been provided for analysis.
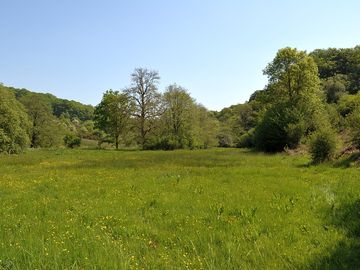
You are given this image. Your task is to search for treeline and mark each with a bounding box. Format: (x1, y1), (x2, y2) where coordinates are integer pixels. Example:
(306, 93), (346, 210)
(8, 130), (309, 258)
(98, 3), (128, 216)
(0, 69), (220, 153)
(216, 46), (360, 162)
(93, 68), (218, 150)
(0, 84), (95, 153)
(1, 46), (360, 161)
(9, 87), (94, 120)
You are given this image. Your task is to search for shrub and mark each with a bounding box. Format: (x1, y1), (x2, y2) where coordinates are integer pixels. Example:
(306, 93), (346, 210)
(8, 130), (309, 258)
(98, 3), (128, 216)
(64, 134), (81, 148)
(347, 108), (360, 148)
(236, 129), (255, 148)
(217, 133), (233, 148)
(144, 136), (178, 150)
(338, 93), (360, 117)
(254, 103), (306, 152)
(309, 129), (337, 163)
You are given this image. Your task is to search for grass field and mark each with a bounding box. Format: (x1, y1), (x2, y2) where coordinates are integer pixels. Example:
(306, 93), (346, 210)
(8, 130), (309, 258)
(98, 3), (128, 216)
(0, 148), (359, 269)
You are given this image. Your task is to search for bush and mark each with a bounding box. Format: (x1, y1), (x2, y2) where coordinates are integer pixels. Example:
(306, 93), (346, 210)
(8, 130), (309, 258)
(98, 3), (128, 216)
(144, 136), (178, 150)
(309, 129), (337, 163)
(64, 134), (81, 148)
(217, 133), (233, 148)
(254, 103), (306, 152)
(347, 108), (360, 149)
(236, 129), (255, 148)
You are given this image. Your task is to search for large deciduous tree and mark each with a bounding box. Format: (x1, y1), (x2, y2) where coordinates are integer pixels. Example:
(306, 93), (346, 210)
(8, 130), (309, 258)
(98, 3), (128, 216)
(94, 90), (134, 149)
(0, 86), (30, 154)
(162, 84), (195, 147)
(255, 47), (326, 152)
(125, 68), (163, 148)
(263, 47), (322, 104)
(20, 94), (64, 148)
(310, 46), (360, 94)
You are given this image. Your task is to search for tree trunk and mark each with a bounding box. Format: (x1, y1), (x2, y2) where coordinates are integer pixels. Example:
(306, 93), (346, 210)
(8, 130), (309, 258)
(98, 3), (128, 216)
(115, 136), (119, 150)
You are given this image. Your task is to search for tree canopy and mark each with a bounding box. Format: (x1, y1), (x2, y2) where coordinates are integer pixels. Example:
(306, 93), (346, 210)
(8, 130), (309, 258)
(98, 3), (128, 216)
(94, 90), (134, 149)
(0, 85), (30, 154)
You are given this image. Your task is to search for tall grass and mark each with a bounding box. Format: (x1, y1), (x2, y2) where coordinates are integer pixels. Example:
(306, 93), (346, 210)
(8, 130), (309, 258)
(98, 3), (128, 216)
(0, 148), (359, 269)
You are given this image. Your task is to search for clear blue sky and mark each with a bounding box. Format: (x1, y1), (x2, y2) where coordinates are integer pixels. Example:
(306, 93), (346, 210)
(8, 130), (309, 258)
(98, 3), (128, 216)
(1, 0), (359, 110)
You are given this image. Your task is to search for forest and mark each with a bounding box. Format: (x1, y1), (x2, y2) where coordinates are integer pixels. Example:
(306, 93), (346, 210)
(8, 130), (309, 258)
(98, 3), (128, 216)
(2, 45), (360, 163)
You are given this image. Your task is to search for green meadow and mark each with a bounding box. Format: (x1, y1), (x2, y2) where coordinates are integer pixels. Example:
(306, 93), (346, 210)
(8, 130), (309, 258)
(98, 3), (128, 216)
(0, 148), (359, 269)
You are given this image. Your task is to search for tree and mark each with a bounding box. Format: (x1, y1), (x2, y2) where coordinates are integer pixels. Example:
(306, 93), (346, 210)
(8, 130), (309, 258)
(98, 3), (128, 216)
(309, 128), (337, 163)
(254, 102), (306, 152)
(263, 47), (322, 104)
(20, 94), (64, 148)
(64, 134), (81, 148)
(310, 46), (360, 94)
(190, 105), (219, 149)
(162, 84), (195, 148)
(337, 92), (360, 117)
(94, 90), (134, 149)
(125, 68), (162, 149)
(322, 75), (347, 103)
(255, 47), (326, 152)
(0, 86), (30, 154)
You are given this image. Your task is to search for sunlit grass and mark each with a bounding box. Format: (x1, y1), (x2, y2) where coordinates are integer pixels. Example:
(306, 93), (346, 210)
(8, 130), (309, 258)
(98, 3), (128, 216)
(0, 148), (359, 269)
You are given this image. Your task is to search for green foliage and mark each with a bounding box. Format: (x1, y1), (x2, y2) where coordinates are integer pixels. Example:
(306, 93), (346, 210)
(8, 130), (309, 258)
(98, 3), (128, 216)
(9, 86), (94, 120)
(147, 104), (219, 150)
(190, 106), (219, 149)
(337, 92), (360, 117)
(161, 84), (195, 148)
(0, 86), (30, 154)
(322, 75), (347, 103)
(325, 104), (342, 131)
(237, 128), (255, 148)
(311, 46), (360, 94)
(52, 99), (94, 121)
(309, 129), (337, 163)
(63, 134), (81, 148)
(78, 120), (95, 139)
(20, 94), (65, 148)
(215, 102), (259, 148)
(94, 90), (134, 149)
(254, 102), (306, 152)
(347, 107), (360, 149)
(125, 68), (162, 148)
(144, 136), (178, 150)
(263, 47), (322, 105)
(217, 132), (233, 147)
(253, 47), (325, 152)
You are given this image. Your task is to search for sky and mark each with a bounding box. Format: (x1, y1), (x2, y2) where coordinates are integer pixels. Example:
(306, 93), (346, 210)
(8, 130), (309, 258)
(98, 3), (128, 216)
(1, 0), (360, 111)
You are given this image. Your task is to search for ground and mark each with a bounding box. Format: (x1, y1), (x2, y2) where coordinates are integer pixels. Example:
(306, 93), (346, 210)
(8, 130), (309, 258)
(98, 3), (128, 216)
(0, 148), (359, 269)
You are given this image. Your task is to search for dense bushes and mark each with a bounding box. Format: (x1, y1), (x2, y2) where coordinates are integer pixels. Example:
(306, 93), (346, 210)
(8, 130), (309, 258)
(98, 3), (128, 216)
(217, 133), (233, 147)
(347, 108), (360, 148)
(144, 136), (178, 150)
(64, 134), (81, 148)
(236, 129), (255, 148)
(254, 103), (306, 152)
(309, 129), (337, 163)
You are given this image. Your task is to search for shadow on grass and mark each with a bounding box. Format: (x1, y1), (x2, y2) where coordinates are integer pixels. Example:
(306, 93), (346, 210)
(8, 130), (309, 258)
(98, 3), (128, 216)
(296, 163), (312, 168)
(333, 152), (360, 168)
(80, 147), (140, 152)
(302, 200), (360, 269)
(295, 154), (360, 169)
